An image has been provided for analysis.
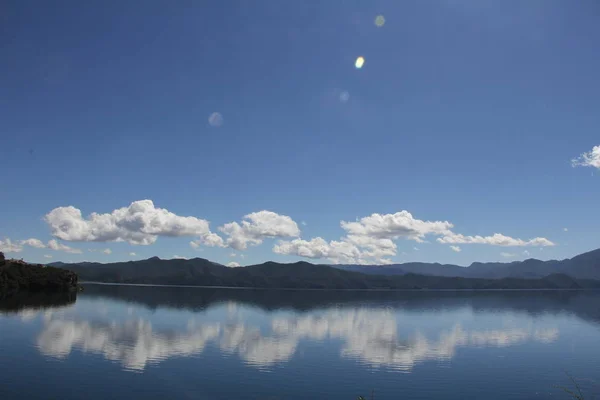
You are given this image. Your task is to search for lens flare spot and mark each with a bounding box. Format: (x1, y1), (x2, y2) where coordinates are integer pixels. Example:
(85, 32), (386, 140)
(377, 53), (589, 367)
(339, 91), (350, 103)
(375, 15), (385, 27)
(208, 112), (223, 127)
(355, 56), (365, 69)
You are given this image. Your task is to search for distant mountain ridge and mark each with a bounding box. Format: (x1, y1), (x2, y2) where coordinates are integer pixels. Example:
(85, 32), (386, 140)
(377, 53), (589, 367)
(46, 249), (600, 290)
(333, 248), (600, 280)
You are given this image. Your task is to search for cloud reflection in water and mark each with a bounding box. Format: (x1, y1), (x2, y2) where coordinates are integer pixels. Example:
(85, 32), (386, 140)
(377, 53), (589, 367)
(36, 307), (559, 372)
(37, 319), (220, 371)
(272, 310), (559, 371)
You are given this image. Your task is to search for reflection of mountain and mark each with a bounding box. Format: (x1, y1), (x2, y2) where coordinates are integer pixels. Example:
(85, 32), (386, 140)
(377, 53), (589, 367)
(0, 291), (76, 314)
(37, 308), (559, 372)
(81, 284), (600, 325)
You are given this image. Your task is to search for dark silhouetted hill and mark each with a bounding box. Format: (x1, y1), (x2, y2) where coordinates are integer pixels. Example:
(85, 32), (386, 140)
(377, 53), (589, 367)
(1, 256), (78, 297)
(50, 256), (600, 290)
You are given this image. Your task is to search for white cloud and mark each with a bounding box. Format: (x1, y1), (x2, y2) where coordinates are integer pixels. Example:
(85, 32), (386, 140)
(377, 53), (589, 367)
(273, 237), (391, 265)
(275, 210), (554, 265)
(41, 202), (555, 265)
(413, 247), (419, 251)
(173, 255), (188, 260)
(189, 232), (225, 249)
(229, 253), (236, 257)
(1, 237), (83, 254)
(563, 228), (568, 232)
(129, 252), (136, 256)
(44, 255), (53, 259)
(21, 238), (46, 249)
(572, 145), (600, 169)
(523, 250), (530, 257)
(0, 238), (23, 253)
(437, 233), (554, 247)
(500, 252), (516, 258)
(275, 211), (453, 264)
(102, 248), (112, 255)
(301, 221), (307, 226)
(450, 246), (461, 252)
(47, 239), (83, 254)
(274, 237), (346, 261)
(227, 262), (241, 268)
(285, 211), (451, 264)
(340, 211), (453, 243)
(343, 235), (396, 264)
(45, 200), (220, 246)
(219, 211), (300, 250)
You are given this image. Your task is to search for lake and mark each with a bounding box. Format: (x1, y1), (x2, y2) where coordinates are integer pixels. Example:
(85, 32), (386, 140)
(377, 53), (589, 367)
(1, 286), (599, 400)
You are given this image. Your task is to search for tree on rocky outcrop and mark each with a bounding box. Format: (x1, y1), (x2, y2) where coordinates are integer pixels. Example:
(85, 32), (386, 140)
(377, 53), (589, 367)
(0, 251), (5, 266)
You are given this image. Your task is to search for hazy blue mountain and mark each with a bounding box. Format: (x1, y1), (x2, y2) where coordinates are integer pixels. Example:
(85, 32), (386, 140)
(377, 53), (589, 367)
(334, 248), (600, 280)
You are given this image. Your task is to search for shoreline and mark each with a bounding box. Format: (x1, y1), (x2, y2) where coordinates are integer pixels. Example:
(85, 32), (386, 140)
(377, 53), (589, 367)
(79, 281), (600, 292)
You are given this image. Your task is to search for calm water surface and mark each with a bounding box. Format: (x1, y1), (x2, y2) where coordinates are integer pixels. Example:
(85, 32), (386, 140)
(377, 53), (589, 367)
(1, 286), (599, 400)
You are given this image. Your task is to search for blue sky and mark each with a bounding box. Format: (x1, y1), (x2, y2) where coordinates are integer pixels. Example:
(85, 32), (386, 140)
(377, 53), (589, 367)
(1, 0), (599, 266)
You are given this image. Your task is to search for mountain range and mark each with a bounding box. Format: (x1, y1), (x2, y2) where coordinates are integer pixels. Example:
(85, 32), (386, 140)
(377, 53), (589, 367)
(335, 248), (600, 280)
(46, 248), (600, 290)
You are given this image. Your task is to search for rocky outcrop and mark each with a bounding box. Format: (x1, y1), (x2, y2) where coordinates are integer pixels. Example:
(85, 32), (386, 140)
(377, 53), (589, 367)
(0, 258), (78, 298)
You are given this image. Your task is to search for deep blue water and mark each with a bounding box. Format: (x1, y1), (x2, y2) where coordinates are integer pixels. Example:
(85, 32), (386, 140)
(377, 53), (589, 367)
(1, 286), (599, 400)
